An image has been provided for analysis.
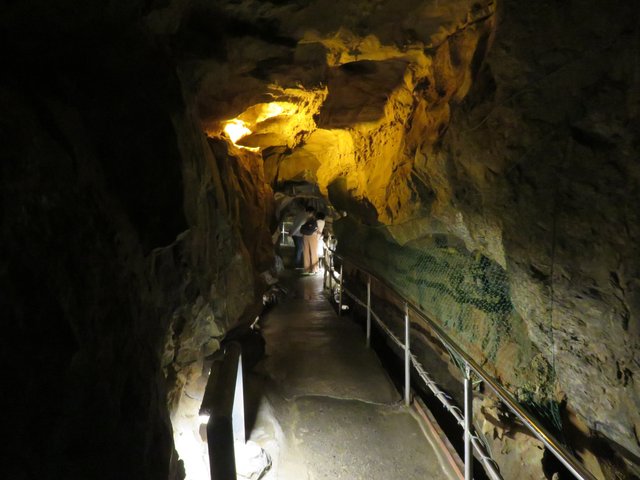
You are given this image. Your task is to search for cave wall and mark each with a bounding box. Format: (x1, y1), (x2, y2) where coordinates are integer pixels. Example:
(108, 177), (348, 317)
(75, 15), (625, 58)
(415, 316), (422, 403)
(2, 0), (639, 477)
(153, 0), (638, 474)
(168, 0), (638, 475)
(0, 2), (274, 478)
(432, 0), (640, 473)
(335, 0), (640, 476)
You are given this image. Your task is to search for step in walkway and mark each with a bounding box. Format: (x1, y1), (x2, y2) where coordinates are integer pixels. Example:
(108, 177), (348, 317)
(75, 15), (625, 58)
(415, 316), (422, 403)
(245, 272), (456, 480)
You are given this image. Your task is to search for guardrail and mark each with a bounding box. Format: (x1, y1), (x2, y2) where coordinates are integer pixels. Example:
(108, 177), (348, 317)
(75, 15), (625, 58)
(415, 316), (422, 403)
(326, 249), (596, 480)
(200, 342), (245, 480)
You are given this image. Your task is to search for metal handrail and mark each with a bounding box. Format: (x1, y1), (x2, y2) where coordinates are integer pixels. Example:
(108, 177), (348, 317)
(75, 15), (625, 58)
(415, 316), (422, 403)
(340, 282), (504, 479)
(328, 250), (596, 480)
(200, 342), (245, 480)
(332, 258), (498, 480)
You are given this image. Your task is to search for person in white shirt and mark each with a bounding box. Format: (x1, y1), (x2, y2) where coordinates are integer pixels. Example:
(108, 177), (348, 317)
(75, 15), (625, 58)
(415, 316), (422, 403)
(302, 211), (327, 274)
(289, 205), (314, 268)
(302, 210), (319, 274)
(315, 212), (326, 263)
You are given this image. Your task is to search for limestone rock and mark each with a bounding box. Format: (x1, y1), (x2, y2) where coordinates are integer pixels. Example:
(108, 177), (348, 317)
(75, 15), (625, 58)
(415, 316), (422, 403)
(188, 0), (638, 474)
(3, 0), (639, 478)
(235, 441), (272, 480)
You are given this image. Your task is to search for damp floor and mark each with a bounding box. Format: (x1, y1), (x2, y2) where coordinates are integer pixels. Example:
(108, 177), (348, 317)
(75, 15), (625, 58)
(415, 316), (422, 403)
(244, 271), (456, 480)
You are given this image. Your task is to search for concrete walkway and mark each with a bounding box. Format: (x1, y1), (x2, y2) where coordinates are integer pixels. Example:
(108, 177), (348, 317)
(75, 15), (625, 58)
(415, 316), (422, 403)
(245, 273), (455, 480)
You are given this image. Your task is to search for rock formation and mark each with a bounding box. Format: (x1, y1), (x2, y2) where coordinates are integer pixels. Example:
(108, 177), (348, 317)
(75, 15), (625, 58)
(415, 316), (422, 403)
(1, 2), (274, 478)
(2, 0), (638, 478)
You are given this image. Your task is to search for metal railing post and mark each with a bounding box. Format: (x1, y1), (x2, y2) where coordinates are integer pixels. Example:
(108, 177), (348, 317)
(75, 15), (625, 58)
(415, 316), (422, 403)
(404, 302), (410, 406)
(338, 263), (343, 316)
(366, 275), (371, 348)
(232, 353), (245, 444)
(326, 252), (597, 480)
(201, 342), (244, 480)
(464, 363), (474, 480)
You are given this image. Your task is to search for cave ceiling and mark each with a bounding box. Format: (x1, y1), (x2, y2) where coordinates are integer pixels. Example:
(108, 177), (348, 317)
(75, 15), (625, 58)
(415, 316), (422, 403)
(2, 0), (639, 477)
(149, 1), (640, 472)
(158, 0), (496, 226)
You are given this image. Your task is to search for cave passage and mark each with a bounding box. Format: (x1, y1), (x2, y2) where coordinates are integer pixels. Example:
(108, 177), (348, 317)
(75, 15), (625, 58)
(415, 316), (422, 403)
(243, 271), (456, 480)
(3, 0), (639, 479)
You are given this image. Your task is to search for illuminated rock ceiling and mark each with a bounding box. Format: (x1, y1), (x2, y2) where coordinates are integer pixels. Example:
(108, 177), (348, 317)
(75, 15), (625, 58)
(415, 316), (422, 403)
(155, 1), (640, 475)
(166, 0), (496, 226)
(2, 0), (638, 478)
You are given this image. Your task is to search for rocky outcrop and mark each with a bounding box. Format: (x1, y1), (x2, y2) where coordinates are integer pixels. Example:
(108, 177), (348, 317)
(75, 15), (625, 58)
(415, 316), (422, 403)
(3, 0), (638, 478)
(168, 0), (496, 225)
(1, 3), (274, 479)
(175, 0), (638, 476)
(429, 1), (640, 475)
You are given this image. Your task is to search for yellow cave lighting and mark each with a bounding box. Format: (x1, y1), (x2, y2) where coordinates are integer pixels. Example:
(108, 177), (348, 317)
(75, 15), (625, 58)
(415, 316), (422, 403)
(256, 102), (284, 122)
(222, 101), (301, 149)
(254, 101), (297, 123)
(223, 118), (252, 145)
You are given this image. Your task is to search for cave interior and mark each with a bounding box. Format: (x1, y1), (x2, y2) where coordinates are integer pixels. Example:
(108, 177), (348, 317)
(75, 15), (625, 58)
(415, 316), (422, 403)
(1, 0), (639, 479)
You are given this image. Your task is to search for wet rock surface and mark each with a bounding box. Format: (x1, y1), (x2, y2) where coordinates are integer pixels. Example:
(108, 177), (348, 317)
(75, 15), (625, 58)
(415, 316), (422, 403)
(180, 0), (638, 475)
(2, 0), (639, 478)
(430, 1), (640, 475)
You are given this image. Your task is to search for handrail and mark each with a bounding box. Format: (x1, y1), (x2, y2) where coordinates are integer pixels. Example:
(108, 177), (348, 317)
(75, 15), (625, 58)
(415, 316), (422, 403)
(328, 250), (596, 480)
(331, 257), (498, 480)
(200, 342), (245, 480)
(339, 279), (503, 479)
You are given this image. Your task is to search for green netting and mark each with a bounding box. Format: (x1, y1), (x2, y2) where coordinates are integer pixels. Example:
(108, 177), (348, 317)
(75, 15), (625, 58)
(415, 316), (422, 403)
(335, 215), (565, 437)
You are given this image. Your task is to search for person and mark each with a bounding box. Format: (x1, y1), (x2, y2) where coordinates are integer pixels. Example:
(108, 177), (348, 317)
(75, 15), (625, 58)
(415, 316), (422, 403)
(289, 205), (314, 268)
(322, 232), (337, 287)
(301, 211), (319, 274)
(315, 212), (326, 265)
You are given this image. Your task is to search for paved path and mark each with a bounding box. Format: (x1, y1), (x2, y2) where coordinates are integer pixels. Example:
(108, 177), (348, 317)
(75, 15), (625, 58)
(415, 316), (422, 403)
(245, 273), (455, 480)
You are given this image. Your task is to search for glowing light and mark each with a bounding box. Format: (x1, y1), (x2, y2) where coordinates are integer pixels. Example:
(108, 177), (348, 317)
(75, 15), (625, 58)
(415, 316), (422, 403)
(223, 119), (252, 144)
(255, 102), (285, 122)
(220, 101), (299, 150)
(171, 372), (212, 480)
(174, 415), (211, 480)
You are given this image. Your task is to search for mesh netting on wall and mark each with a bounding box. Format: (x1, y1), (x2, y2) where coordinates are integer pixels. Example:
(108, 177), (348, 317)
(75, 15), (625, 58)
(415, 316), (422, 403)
(336, 219), (565, 437)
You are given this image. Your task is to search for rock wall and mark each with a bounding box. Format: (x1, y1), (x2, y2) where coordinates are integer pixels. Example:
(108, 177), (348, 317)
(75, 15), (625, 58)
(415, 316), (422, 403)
(335, 0), (640, 476)
(0, 2), (274, 478)
(3, 0), (638, 478)
(185, 0), (638, 475)
(431, 0), (640, 475)
(160, 0), (638, 475)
